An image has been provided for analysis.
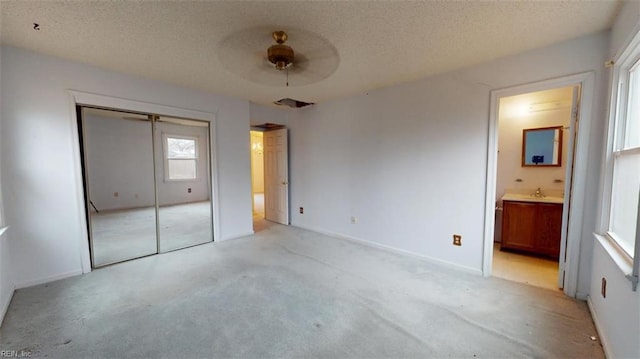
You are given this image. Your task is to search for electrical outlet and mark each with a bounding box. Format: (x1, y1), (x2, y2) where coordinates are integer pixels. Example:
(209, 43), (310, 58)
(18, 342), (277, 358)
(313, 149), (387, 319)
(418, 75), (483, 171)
(601, 277), (607, 298)
(350, 216), (357, 224)
(299, 207), (304, 214)
(187, 187), (192, 193)
(453, 234), (462, 246)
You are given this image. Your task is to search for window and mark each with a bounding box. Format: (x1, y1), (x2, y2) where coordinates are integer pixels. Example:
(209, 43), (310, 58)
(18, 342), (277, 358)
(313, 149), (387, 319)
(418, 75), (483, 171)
(608, 58), (640, 258)
(164, 135), (198, 181)
(604, 31), (640, 286)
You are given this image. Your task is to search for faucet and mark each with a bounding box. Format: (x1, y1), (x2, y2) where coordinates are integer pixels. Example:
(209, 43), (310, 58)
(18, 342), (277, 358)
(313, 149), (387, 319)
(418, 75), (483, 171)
(534, 187), (544, 197)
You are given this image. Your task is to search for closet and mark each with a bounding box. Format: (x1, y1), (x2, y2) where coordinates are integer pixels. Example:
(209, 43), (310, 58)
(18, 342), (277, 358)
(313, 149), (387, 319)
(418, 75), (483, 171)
(78, 107), (213, 267)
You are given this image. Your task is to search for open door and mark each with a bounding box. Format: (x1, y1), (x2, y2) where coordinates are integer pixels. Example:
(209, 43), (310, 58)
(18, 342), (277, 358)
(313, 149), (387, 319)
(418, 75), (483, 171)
(264, 128), (289, 225)
(557, 84), (581, 288)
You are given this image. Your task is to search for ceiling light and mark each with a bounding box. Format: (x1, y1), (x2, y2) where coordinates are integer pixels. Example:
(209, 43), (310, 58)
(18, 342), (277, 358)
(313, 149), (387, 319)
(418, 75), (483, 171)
(529, 101), (571, 112)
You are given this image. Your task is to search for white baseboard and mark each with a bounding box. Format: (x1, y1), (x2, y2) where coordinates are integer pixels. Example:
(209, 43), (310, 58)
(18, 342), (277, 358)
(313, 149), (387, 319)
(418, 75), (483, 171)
(587, 296), (611, 359)
(219, 231), (255, 242)
(0, 283), (15, 328)
(293, 224), (483, 276)
(15, 269), (83, 290)
(575, 291), (589, 301)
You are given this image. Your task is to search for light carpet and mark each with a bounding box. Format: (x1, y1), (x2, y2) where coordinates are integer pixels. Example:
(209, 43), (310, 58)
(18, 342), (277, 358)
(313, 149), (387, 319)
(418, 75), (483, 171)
(0, 221), (603, 358)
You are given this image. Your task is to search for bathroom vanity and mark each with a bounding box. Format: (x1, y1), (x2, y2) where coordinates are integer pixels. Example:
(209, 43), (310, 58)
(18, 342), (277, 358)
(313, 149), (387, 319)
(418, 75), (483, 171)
(500, 193), (563, 259)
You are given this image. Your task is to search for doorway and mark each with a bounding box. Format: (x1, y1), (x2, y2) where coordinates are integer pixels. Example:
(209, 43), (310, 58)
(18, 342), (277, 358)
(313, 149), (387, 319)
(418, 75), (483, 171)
(250, 130), (265, 222)
(483, 72), (596, 297)
(492, 85), (576, 290)
(78, 106), (214, 268)
(250, 127), (290, 231)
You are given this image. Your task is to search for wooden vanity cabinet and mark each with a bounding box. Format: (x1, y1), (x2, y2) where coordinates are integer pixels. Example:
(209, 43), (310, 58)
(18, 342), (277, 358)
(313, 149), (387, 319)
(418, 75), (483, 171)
(501, 200), (563, 259)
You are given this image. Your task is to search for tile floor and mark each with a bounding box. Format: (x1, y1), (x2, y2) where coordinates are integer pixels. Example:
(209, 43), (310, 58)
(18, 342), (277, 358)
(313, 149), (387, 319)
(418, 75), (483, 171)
(492, 243), (561, 291)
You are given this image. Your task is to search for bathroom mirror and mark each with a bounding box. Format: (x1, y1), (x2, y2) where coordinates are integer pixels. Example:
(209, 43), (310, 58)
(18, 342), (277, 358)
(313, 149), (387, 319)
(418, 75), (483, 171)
(522, 126), (563, 167)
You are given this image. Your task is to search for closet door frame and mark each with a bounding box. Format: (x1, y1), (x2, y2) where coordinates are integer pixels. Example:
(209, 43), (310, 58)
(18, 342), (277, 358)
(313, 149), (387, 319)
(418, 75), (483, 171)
(69, 91), (220, 274)
(78, 108), (158, 268)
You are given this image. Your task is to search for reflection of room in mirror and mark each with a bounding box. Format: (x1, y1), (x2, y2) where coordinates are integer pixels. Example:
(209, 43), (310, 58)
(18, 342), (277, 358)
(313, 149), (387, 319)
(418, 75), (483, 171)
(90, 201), (212, 265)
(522, 126), (563, 166)
(158, 201), (212, 253)
(90, 206), (157, 266)
(81, 108), (213, 268)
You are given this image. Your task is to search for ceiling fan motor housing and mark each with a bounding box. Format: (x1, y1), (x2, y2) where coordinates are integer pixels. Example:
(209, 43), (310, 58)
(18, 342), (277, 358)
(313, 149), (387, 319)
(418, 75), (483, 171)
(267, 31), (294, 70)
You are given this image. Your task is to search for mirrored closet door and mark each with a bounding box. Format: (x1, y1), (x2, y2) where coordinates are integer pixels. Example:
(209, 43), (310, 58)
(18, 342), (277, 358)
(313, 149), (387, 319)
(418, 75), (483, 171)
(81, 108), (158, 266)
(79, 107), (213, 268)
(155, 116), (213, 252)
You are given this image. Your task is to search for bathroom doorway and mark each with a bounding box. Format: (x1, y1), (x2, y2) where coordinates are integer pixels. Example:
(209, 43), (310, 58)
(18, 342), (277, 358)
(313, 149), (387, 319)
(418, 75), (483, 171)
(492, 85), (576, 290)
(483, 72), (597, 297)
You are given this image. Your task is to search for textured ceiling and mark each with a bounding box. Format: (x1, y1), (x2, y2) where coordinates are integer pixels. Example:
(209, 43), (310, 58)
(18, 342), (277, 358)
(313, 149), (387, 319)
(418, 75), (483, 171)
(0, 1), (621, 106)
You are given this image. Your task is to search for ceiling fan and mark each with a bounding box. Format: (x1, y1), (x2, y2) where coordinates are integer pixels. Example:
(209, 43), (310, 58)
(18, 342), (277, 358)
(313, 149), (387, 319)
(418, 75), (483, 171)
(217, 26), (339, 88)
(267, 30), (294, 71)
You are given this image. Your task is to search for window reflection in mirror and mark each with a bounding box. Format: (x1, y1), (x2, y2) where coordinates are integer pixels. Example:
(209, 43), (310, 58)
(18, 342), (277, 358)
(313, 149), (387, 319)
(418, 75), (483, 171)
(522, 126), (563, 167)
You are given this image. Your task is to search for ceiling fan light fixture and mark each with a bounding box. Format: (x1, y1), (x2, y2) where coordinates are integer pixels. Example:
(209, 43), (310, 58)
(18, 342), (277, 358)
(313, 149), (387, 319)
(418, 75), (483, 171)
(267, 31), (294, 70)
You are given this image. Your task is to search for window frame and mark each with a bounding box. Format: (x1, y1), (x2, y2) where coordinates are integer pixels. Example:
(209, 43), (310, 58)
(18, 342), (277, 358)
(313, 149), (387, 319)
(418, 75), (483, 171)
(600, 30), (640, 291)
(162, 133), (199, 182)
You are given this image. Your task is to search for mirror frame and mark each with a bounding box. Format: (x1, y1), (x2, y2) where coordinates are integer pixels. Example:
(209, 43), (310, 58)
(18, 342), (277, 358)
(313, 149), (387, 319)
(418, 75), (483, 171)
(521, 125), (563, 167)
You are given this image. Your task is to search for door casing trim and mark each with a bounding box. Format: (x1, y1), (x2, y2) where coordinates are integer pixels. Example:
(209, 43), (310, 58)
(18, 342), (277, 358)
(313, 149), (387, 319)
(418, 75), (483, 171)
(68, 90), (220, 274)
(483, 72), (596, 298)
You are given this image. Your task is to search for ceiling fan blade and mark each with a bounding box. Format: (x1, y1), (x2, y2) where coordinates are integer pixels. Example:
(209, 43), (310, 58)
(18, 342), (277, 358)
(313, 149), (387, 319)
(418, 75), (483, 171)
(291, 55), (336, 82)
(297, 46), (339, 61)
(217, 26), (339, 87)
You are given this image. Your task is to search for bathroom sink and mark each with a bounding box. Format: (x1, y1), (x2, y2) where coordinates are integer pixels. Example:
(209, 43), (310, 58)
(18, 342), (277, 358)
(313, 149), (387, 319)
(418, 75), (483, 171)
(501, 193), (564, 204)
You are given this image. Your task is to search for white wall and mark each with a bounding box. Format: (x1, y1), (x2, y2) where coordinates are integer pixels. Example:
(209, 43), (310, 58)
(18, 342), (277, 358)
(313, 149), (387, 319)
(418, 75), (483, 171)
(288, 32), (609, 285)
(589, 239), (640, 358)
(0, 43), (15, 328)
(249, 103), (289, 127)
(587, 2), (640, 358)
(0, 228), (14, 327)
(496, 107), (571, 201)
(0, 46), (253, 288)
(610, 1), (640, 61)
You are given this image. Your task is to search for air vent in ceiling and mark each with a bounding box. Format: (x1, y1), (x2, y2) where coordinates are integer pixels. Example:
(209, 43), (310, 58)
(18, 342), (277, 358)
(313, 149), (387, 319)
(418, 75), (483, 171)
(273, 98), (314, 108)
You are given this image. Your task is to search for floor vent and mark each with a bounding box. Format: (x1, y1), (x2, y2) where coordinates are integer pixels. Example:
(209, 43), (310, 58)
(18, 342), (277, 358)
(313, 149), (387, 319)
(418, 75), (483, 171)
(273, 98), (314, 108)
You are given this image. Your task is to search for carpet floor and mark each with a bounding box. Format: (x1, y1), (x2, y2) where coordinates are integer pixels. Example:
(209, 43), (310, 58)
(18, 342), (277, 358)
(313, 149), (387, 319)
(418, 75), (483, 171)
(0, 221), (604, 358)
